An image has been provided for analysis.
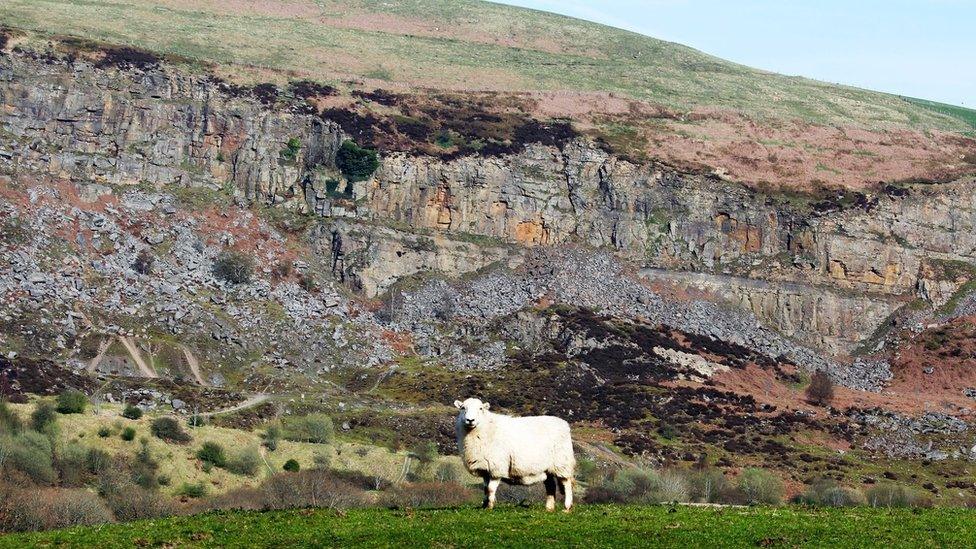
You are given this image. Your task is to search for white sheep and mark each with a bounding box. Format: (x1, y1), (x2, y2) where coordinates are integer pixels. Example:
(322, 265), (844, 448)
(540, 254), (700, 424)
(454, 397), (576, 512)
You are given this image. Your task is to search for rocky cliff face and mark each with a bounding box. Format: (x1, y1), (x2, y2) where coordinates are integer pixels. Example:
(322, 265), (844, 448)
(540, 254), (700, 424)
(2, 51), (974, 367)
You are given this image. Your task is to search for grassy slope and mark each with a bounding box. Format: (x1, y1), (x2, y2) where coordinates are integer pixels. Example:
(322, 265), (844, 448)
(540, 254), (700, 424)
(0, 0), (973, 131)
(7, 402), (460, 497)
(6, 505), (976, 548)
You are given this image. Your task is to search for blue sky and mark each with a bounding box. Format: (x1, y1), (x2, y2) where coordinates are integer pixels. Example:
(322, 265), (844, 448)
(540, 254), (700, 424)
(493, 0), (974, 107)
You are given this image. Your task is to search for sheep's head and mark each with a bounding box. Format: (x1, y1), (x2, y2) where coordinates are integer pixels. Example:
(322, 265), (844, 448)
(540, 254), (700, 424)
(454, 398), (490, 430)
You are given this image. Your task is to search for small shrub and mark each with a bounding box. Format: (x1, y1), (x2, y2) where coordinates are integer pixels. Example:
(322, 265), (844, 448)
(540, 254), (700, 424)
(687, 468), (730, 503)
(797, 479), (864, 507)
(0, 487), (113, 532)
(187, 414), (207, 428)
(656, 470), (690, 503)
(262, 469), (366, 510)
(213, 250), (254, 285)
(133, 249), (155, 275)
(106, 486), (175, 522)
(283, 459), (301, 473)
(282, 414), (334, 444)
(56, 390), (88, 414)
(30, 401), (58, 433)
(575, 457), (598, 483)
(132, 439), (159, 489)
(738, 468), (784, 505)
(197, 442), (227, 468)
(0, 400), (23, 435)
(263, 423), (282, 451)
(226, 447), (262, 476)
(55, 444), (90, 487)
(150, 417), (191, 443)
(386, 482), (478, 509)
(1, 431), (56, 484)
(866, 484), (927, 508)
(85, 448), (112, 476)
(121, 427), (136, 441)
(176, 482), (207, 498)
(121, 405), (143, 420)
(435, 462), (462, 483)
(805, 370), (834, 406)
(97, 426), (112, 438)
(335, 140), (379, 182)
(409, 441), (439, 481)
(280, 137), (302, 162)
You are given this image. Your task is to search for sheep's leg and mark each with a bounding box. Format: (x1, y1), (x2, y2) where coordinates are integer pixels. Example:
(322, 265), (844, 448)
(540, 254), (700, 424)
(544, 474), (557, 512)
(482, 476), (491, 508)
(485, 478), (501, 510)
(559, 477), (573, 512)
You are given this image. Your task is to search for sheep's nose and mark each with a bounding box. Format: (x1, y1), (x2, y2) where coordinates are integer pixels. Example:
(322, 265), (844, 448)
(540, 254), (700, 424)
(465, 419), (475, 426)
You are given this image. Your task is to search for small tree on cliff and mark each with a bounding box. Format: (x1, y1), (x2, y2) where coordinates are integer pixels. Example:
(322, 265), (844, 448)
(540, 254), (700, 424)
(335, 140), (379, 182)
(805, 370), (834, 406)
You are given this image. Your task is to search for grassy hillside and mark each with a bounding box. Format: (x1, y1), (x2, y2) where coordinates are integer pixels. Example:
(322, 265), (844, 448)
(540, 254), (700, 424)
(7, 505), (976, 548)
(0, 0), (973, 131)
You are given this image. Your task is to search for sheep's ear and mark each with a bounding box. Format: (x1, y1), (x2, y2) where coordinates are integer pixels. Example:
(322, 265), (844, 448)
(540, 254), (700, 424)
(482, 402), (490, 411)
(454, 400), (463, 409)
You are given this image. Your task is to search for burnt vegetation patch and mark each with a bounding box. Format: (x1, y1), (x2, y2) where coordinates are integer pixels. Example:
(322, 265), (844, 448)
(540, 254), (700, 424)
(94, 47), (160, 71)
(376, 306), (832, 460)
(288, 80), (337, 99)
(314, 92), (579, 159)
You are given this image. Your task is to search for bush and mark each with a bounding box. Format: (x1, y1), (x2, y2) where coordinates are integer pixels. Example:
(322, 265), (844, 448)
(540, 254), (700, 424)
(282, 414), (334, 444)
(797, 479), (864, 507)
(262, 469), (366, 510)
(106, 486), (175, 522)
(121, 405), (143, 420)
(335, 140), (379, 182)
(408, 441), (439, 481)
(187, 414), (208, 428)
(866, 484), (928, 508)
(56, 390), (88, 415)
(737, 468), (784, 505)
(656, 470), (690, 503)
(386, 482), (478, 509)
(30, 401), (58, 433)
(283, 459), (300, 473)
(1, 431), (56, 484)
(132, 439), (160, 489)
(197, 442), (227, 468)
(0, 487), (113, 533)
(434, 462), (462, 483)
(150, 417), (191, 443)
(121, 427), (137, 441)
(213, 250), (254, 285)
(806, 370), (834, 406)
(176, 482), (207, 498)
(97, 426), (112, 438)
(263, 423), (282, 451)
(687, 468), (730, 503)
(0, 400), (23, 435)
(226, 447), (262, 477)
(280, 137), (302, 162)
(54, 444), (90, 487)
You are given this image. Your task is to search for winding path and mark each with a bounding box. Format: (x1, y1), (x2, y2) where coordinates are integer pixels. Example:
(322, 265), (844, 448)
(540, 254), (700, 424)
(179, 344), (209, 386)
(199, 393), (270, 417)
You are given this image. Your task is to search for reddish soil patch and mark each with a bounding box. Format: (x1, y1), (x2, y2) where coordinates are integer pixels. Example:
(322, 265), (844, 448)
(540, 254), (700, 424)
(885, 317), (976, 412)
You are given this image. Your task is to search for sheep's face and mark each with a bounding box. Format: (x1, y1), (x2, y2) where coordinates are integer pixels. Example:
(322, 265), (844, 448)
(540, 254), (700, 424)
(454, 398), (490, 431)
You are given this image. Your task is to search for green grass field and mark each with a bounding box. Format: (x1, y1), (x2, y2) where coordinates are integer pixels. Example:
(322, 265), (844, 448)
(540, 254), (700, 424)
(4, 505), (976, 548)
(1, 0), (974, 131)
